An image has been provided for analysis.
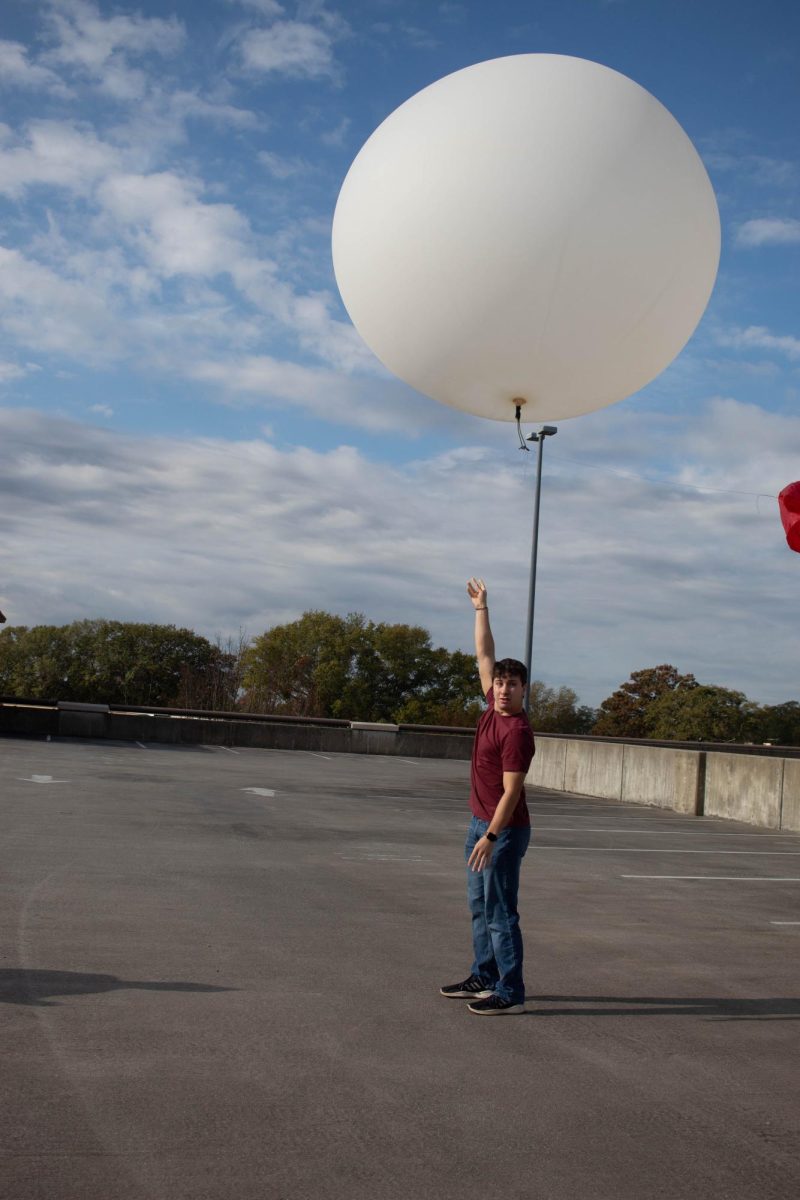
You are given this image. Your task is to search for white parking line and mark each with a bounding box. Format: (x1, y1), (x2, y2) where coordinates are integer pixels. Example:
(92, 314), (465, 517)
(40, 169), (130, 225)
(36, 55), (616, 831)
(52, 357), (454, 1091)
(535, 827), (800, 839)
(220, 746), (239, 754)
(622, 876), (800, 882)
(770, 921), (800, 924)
(136, 742), (147, 749)
(307, 752), (332, 760)
(401, 759), (423, 766)
(534, 847), (800, 855)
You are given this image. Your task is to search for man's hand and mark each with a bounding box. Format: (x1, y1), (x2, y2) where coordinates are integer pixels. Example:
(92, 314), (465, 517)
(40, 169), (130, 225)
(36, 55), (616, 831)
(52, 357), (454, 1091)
(468, 836), (495, 873)
(467, 577), (488, 610)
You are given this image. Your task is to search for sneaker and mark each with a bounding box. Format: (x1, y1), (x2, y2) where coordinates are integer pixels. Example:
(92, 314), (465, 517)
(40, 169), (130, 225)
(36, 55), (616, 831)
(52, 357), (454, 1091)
(467, 993), (525, 1015)
(440, 974), (495, 999)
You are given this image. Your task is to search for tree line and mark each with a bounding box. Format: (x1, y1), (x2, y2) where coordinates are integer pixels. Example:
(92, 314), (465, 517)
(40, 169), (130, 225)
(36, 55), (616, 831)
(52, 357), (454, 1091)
(1, 617), (797, 745)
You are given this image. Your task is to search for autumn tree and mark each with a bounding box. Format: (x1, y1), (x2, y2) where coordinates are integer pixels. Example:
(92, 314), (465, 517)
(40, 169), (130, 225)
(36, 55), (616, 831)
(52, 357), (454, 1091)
(593, 664), (697, 738)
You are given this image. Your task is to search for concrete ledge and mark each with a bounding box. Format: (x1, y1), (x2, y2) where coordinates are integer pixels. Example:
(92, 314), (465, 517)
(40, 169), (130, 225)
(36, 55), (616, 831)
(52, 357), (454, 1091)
(780, 759), (800, 831)
(57, 701), (110, 739)
(350, 721), (399, 732)
(621, 744), (703, 815)
(705, 752), (784, 828)
(564, 740), (624, 800)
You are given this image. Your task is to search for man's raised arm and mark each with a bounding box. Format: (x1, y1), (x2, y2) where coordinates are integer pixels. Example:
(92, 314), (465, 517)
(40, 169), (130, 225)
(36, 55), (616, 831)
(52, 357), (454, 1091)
(467, 577), (495, 695)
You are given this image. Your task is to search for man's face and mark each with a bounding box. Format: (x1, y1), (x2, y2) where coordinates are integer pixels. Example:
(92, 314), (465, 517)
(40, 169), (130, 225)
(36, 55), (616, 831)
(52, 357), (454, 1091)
(493, 672), (525, 715)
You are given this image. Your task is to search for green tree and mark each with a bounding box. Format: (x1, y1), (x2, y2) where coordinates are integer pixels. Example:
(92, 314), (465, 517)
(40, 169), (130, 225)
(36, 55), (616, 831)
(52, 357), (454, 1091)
(393, 649), (484, 726)
(644, 684), (756, 742)
(174, 631), (249, 712)
(593, 664), (697, 737)
(242, 611), (485, 723)
(0, 621), (220, 706)
(528, 681), (596, 734)
(747, 701), (800, 747)
(241, 611), (363, 717)
(0, 624), (73, 698)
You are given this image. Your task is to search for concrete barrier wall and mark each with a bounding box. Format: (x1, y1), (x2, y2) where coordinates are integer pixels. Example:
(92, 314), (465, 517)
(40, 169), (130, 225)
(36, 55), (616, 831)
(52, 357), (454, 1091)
(0, 704), (474, 761)
(704, 752), (784, 829)
(527, 737), (567, 791)
(781, 760), (800, 831)
(525, 735), (799, 829)
(621, 745), (702, 816)
(564, 740), (624, 800)
(0, 706), (57, 737)
(3, 702), (799, 830)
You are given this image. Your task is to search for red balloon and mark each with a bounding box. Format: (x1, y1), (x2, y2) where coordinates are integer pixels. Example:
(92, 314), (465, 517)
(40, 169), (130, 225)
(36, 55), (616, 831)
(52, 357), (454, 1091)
(778, 482), (800, 553)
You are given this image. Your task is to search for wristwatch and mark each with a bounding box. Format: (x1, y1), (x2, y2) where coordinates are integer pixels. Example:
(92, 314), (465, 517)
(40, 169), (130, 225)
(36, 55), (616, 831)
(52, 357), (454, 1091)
(485, 831), (498, 843)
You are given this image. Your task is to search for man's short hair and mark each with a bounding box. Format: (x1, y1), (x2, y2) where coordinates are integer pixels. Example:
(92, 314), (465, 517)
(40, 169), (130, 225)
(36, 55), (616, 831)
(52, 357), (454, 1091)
(492, 658), (527, 685)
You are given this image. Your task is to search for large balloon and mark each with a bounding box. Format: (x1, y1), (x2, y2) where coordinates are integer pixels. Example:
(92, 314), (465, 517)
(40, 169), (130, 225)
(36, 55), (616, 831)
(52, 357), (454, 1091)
(332, 54), (720, 422)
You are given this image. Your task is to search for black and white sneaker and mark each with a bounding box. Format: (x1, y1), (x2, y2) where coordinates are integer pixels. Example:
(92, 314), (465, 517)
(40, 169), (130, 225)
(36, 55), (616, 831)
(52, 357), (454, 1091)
(467, 993), (525, 1015)
(440, 974), (495, 999)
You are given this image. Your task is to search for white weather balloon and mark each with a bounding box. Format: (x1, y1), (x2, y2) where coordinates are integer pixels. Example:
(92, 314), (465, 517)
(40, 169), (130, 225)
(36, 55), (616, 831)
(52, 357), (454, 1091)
(332, 54), (720, 422)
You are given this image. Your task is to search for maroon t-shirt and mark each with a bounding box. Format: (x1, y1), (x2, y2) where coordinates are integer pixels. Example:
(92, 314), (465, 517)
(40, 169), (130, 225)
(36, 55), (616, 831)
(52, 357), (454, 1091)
(470, 688), (535, 827)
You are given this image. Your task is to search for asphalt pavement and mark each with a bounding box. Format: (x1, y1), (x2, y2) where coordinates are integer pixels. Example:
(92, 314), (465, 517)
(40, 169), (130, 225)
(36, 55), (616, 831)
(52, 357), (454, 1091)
(1, 734), (799, 1200)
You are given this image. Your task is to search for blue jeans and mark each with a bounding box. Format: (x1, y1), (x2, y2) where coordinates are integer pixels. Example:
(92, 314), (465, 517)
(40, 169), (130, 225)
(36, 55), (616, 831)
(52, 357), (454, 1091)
(465, 816), (531, 1004)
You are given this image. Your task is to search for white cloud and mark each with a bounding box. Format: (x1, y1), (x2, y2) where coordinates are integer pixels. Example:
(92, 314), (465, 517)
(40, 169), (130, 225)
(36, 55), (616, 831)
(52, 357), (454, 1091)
(0, 246), (125, 361)
(188, 354), (439, 432)
(717, 325), (800, 362)
(228, 0), (285, 14)
(704, 151), (798, 189)
(89, 403), (113, 417)
(1, 401), (799, 708)
(42, 0), (185, 98)
(0, 120), (120, 198)
(101, 89), (259, 175)
(736, 218), (800, 247)
(320, 116), (350, 146)
(258, 149), (311, 179)
(0, 39), (71, 95)
(238, 21), (338, 79)
(0, 361), (31, 384)
(97, 171), (252, 278)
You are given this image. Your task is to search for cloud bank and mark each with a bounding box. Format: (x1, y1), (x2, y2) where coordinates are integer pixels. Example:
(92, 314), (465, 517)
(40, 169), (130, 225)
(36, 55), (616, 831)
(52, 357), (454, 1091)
(2, 403), (798, 708)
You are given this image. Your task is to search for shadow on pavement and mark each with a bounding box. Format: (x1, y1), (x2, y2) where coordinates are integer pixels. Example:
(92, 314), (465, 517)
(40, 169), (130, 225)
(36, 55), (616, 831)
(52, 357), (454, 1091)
(526, 994), (800, 1020)
(0, 968), (236, 1007)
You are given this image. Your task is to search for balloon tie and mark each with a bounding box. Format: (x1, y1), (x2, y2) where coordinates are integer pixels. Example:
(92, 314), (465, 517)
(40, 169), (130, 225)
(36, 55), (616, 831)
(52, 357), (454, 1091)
(515, 405), (529, 452)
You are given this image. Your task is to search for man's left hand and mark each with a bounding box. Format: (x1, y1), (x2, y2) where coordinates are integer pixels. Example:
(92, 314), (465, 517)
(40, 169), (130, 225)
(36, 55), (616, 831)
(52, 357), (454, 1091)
(468, 836), (495, 872)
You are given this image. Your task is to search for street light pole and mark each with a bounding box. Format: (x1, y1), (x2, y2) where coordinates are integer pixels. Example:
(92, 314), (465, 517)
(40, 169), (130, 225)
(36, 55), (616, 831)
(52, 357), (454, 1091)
(523, 425), (557, 712)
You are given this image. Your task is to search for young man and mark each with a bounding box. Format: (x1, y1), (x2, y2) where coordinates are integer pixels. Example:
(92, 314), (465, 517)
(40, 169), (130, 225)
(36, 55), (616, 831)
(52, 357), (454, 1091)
(440, 577), (535, 1015)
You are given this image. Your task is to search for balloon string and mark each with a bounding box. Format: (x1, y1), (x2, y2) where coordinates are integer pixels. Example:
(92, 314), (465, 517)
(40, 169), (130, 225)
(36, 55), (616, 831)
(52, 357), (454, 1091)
(514, 405), (529, 452)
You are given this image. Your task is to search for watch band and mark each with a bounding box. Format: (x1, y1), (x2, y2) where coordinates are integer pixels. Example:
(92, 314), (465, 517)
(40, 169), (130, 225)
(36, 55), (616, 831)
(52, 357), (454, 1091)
(485, 831), (498, 843)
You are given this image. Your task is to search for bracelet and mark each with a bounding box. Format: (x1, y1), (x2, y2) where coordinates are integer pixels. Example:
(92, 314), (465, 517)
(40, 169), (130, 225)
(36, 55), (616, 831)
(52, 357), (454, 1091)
(475, 606), (488, 610)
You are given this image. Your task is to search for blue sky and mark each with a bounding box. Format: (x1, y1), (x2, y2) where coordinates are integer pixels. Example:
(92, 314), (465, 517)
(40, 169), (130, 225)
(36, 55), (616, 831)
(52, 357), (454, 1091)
(1, 0), (799, 709)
